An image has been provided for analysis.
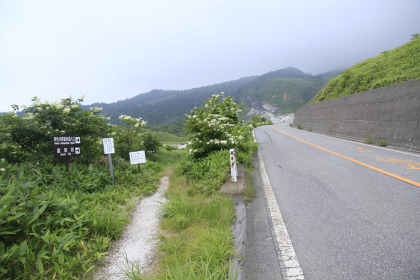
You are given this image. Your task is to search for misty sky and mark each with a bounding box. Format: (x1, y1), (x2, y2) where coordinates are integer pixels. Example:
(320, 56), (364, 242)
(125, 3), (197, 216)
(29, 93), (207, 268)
(0, 0), (419, 112)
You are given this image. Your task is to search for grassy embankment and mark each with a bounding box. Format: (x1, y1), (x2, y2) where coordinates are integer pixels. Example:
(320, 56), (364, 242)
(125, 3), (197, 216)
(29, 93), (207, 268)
(312, 37), (420, 103)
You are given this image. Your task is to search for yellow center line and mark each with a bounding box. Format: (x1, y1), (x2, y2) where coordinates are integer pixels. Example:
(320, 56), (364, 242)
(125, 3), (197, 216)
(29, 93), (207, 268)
(271, 126), (420, 188)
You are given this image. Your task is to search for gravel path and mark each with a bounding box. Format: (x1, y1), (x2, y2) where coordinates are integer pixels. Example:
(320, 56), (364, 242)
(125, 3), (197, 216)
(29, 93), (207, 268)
(95, 176), (169, 280)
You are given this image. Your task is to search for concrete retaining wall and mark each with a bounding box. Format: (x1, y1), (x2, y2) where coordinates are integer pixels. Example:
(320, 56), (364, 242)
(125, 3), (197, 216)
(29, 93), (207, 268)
(293, 79), (420, 152)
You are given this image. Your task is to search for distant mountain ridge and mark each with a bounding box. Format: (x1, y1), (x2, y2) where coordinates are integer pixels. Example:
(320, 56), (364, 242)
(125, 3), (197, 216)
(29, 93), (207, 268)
(86, 67), (340, 134)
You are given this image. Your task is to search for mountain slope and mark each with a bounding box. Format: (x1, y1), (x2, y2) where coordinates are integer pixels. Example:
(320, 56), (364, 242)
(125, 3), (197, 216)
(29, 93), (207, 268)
(239, 67), (340, 113)
(312, 37), (420, 103)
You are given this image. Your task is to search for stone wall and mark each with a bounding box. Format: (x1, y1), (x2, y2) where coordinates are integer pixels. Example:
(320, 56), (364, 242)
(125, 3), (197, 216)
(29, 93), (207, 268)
(293, 79), (420, 152)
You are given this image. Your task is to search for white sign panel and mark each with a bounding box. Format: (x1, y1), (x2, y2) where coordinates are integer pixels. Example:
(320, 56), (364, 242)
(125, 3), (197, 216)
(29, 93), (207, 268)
(103, 138), (115, 154)
(129, 151), (146, 164)
(230, 149), (237, 183)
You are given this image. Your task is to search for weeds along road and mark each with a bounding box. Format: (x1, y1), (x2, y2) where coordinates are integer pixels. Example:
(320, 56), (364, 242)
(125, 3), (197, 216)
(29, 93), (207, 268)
(246, 122), (420, 280)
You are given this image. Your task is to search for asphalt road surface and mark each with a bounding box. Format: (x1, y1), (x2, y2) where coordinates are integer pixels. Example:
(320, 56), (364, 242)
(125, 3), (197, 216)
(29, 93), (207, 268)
(245, 123), (420, 280)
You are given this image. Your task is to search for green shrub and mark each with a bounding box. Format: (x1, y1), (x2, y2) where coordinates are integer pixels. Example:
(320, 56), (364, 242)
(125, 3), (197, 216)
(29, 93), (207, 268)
(185, 93), (247, 159)
(378, 139), (388, 147)
(365, 137), (375, 144)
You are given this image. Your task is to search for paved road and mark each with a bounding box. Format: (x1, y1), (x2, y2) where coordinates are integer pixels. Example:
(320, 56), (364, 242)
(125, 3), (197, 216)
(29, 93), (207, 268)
(245, 123), (420, 279)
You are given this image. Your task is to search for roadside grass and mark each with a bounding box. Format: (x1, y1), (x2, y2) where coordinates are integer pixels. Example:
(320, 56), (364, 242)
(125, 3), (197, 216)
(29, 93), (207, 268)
(156, 172), (237, 280)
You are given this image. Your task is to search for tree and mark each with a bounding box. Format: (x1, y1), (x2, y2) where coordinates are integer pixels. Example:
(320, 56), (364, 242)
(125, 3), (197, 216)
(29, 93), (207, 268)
(411, 33), (419, 40)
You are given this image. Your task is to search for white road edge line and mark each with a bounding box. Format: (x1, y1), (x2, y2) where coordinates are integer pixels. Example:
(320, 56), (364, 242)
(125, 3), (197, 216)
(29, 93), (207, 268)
(258, 148), (305, 280)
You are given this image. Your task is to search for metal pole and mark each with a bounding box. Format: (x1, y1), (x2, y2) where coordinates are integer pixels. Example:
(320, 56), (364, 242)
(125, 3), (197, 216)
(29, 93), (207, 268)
(66, 157), (70, 173)
(138, 163), (141, 174)
(108, 153), (114, 184)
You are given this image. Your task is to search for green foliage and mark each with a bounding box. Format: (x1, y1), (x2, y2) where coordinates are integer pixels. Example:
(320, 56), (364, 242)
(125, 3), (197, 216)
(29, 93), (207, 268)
(112, 115), (161, 161)
(142, 131), (162, 157)
(313, 38), (420, 103)
(113, 115), (146, 160)
(378, 139), (388, 147)
(186, 93), (251, 159)
(365, 137), (374, 144)
(0, 158), (162, 279)
(297, 124), (303, 130)
(0, 96), (111, 164)
(248, 114), (273, 128)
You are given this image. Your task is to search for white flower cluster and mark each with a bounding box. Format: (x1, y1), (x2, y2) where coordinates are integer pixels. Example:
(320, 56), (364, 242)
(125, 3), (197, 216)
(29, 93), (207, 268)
(23, 113), (35, 120)
(119, 115), (147, 126)
(91, 107), (103, 113)
(52, 102), (64, 109)
(206, 139), (228, 145)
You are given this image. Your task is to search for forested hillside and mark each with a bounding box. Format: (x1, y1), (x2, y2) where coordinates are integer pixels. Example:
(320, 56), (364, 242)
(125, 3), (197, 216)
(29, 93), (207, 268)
(239, 67), (340, 113)
(312, 37), (420, 103)
(85, 77), (255, 135)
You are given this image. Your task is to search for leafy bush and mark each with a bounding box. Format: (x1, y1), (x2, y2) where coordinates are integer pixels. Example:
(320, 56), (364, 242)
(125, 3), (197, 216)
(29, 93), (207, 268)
(142, 131), (162, 158)
(113, 115), (161, 161)
(185, 93), (249, 159)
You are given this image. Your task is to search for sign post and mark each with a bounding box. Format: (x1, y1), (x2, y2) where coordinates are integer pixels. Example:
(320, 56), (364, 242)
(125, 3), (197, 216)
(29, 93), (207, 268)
(129, 151), (146, 174)
(230, 149), (237, 183)
(103, 138), (115, 183)
(52, 135), (81, 173)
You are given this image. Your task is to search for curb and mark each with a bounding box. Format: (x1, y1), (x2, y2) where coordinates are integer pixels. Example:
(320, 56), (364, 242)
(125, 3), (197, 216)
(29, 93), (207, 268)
(220, 165), (247, 280)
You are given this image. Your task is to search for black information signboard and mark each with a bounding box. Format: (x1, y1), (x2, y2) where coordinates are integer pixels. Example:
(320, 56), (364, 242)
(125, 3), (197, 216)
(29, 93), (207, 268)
(52, 135), (81, 158)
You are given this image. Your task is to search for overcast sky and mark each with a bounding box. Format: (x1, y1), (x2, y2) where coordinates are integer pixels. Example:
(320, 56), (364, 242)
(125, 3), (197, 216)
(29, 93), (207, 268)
(0, 0), (419, 112)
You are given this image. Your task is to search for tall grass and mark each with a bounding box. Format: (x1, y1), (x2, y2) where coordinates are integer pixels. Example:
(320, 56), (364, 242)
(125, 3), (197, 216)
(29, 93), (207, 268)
(0, 158), (162, 279)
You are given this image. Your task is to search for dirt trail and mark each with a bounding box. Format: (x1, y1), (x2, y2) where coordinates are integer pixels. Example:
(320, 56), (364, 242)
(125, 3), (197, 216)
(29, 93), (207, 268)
(95, 176), (169, 280)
